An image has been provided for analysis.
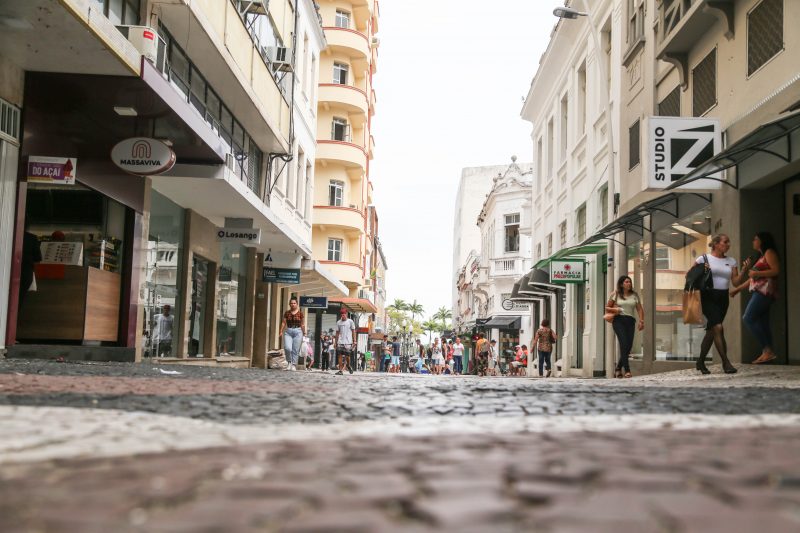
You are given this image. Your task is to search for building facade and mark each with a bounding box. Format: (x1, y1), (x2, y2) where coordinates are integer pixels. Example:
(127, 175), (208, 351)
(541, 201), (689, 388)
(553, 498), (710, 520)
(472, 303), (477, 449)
(0, 0), (346, 363)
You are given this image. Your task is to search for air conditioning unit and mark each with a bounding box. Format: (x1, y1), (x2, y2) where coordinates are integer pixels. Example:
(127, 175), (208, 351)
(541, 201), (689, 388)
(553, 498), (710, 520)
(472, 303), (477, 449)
(225, 153), (236, 173)
(266, 46), (293, 72)
(370, 37), (380, 48)
(123, 26), (159, 64)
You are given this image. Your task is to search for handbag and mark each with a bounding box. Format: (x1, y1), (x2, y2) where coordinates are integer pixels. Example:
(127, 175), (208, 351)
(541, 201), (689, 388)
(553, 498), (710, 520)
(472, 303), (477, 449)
(682, 289), (704, 325)
(604, 293), (617, 323)
(548, 329), (557, 344)
(685, 254), (713, 292)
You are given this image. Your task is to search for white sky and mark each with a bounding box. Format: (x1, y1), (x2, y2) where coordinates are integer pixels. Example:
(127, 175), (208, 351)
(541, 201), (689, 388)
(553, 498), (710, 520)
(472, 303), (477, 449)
(371, 0), (564, 321)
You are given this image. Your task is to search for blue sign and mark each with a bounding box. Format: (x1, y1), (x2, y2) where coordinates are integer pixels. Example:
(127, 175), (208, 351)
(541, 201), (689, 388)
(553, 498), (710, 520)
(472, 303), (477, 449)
(300, 296), (328, 308)
(262, 267), (300, 284)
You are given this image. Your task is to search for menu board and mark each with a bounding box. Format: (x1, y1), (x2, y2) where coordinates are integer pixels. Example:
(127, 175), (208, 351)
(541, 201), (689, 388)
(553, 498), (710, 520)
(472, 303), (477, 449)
(41, 242), (84, 265)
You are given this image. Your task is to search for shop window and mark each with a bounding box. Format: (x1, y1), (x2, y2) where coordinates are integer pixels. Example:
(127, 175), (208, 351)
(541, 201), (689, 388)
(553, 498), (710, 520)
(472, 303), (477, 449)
(748, 0), (783, 76)
(626, 240), (648, 360)
(335, 9), (351, 29)
(692, 49), (717, 116)
(329, 180), (344, 207)
(504, 213), (520, 253)
(658, 86), (681, 117)
(328, 238), (343, 262)
(333, 62), (349, 85)
(653, 207), (711, 361)
(189, 256), (210, 357)
(216, 244), (248, 357)
(628, 120), (640, 170)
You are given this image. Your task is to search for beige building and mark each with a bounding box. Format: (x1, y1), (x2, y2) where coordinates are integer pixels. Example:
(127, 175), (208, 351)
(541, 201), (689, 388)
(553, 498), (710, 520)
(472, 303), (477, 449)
(312, 0), (380, 308)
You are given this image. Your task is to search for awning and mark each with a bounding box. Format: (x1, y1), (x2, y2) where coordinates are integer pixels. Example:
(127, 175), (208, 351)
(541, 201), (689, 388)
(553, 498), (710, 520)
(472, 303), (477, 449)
(283, 260), (348, 296)
(665, 109), (800, 191)
(329, 297), (378, 313)
(481, 316), (521, 329)
(521, 268), (566, 293)
(578, 192), (711, 247)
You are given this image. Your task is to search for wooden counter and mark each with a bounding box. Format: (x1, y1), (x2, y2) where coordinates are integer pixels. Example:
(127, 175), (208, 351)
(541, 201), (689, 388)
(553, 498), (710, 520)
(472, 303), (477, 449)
(17, 266), (121, 342)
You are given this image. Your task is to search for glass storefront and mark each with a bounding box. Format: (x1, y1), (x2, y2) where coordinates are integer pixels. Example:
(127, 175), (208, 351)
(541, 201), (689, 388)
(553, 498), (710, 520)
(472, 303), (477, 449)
(143, 191), (184, 357)
(653, 206), (712, 361)
(189, 256), (209, 356)
(216, 243), (247, 356)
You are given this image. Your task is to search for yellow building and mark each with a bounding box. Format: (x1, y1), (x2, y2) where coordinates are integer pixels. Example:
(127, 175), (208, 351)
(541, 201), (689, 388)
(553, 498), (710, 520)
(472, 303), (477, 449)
(312, 0), (379, 298)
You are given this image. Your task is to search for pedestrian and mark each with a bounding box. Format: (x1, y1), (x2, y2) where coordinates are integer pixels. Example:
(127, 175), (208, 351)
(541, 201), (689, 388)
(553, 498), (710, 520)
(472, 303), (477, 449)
(445, 339), (454, 373)
(431, 338), (444, 374)
(605, 275), (644, 378)
(731, 231), (781, 364)
(151, 304), (174, 357)
(390, 335), (401, 373)
(452, 337), (464, 375)
(532, 318), (557, 377)
(334, 308), (356, 375)
(320, 334), (332, 371)
(695, 234), (740, 374)
(474, 333), (489, 376)
(280, 297), (305, 371)
(488, 339), (499, 376)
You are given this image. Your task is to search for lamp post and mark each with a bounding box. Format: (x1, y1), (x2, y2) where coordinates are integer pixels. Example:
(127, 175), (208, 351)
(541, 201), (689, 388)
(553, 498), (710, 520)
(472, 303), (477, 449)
(553, 2), (617, 378)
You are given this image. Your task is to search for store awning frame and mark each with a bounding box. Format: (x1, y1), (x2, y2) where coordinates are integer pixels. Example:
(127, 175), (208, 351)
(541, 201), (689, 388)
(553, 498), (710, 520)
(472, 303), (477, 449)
(328, 297), (378, 314)
(578, 192), (712, 247)
(665, 109), (800, 191)
(480, 316), (522, 329)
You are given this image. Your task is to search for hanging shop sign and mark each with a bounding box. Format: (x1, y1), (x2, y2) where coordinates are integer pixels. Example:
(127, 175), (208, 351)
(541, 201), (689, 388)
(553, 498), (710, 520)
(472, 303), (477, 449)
(111, 137), (176, 175)
(216, 227), (261, 245)
(262, 266), (300, 284)
(643, 117), (721, 190)
(27, 156), (77, 185)
(263, 251), (302, 269)
(501, 299), (530, 311)
(300, 296), (328, 308)
(550, 260), (586, 283)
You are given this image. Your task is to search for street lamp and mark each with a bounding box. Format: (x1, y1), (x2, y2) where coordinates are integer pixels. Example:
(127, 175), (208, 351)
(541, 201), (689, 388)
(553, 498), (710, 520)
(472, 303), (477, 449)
(554, 1), (618, 378)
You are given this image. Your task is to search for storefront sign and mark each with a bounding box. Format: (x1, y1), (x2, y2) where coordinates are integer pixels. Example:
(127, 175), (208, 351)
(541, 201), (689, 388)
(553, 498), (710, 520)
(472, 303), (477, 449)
(644, 117), (721, 190)
(262, 267), (300, 284)
(550, 260), (585, 283)
(111, 137), (176, 175)
(263, 251), (302, 269)
(299, 296), (328, 308)
(501, 299), (529, 311)
(216, 227), (261, 245)
(27, 156), (77, 185)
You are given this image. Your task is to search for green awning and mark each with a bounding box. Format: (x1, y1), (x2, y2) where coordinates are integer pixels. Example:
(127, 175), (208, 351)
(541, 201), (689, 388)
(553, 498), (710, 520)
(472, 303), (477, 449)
(533, 242), (608, 269)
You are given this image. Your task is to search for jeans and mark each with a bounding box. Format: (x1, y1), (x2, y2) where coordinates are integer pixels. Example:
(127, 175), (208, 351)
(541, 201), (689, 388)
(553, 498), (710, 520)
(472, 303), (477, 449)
(283, 327), (302, 365)
(743, 291), (774, 351)
(538, 350), (551, 376)
(454, 355), (463, 374)
(612, 315), (636, 372)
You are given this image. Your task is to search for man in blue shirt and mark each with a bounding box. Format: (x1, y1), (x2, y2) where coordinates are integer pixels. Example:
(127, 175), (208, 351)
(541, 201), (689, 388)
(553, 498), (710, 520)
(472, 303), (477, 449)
(390, 336), (401, 373)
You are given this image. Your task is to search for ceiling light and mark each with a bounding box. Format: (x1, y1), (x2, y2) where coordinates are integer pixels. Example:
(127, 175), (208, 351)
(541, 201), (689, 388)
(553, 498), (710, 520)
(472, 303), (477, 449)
(692, 220), (703, 225)
(113, 106), (138, 116)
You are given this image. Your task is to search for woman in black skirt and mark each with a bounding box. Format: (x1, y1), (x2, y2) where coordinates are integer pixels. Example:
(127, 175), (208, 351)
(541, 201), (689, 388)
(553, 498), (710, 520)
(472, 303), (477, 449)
(695, 234), (740, 374)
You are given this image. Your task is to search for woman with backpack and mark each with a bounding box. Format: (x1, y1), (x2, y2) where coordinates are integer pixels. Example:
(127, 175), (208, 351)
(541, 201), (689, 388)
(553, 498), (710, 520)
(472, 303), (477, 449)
(606, 275), (644, 378)
(532, 319), (557, 377)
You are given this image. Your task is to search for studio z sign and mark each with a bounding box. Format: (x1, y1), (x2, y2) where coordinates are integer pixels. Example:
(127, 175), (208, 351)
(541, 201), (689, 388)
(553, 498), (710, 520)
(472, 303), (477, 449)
(644, 117), (721, 190)
(111, 137), (176, 175)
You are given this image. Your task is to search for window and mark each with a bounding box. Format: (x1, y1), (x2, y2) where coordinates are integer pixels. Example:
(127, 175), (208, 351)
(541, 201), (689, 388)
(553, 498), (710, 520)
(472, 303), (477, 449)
(327, 239), (343, 261)
(547, 118), (554, 178)
(96, 0), (140, 25)
(627, 0), (644, 44)
(655, 246), (671, 270)
(333, 62), (349, 85)
(504, 214), (520, 253)
(577, 62), (587, 133)
(295, 149), (305, 209)
(559, 221), (567, 247)
(629, 119), (640, 170)
(748, 0), (783, 76)
(304, 161), (312, 219)
(599, 186), (609, 227)
(546, 234), (553, 256)
(536, 138), (543, 191)
(329, 180), (344, 207)
(658, 86), (681, 117)
(331, 117), (350, 141)
(335, 9), (351, 29)
(692, 49), (717, 116)
(577, 204), (587, 242)
(535, 244), (542, 261)
(560, 95), (569, 161)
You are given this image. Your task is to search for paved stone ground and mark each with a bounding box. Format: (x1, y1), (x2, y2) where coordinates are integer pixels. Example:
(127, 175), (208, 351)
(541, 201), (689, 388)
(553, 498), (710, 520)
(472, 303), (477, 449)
(1, 359), (800, 532)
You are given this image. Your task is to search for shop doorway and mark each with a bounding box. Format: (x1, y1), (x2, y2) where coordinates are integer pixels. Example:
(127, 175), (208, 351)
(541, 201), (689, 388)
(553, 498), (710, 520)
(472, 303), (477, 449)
(572, 284), (585, 368)
(786, 179), (800, 364)
(189, 255), (209, 357)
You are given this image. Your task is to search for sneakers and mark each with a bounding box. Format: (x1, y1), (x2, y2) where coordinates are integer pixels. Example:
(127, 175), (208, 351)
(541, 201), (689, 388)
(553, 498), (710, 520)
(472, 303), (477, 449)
(348, 366), (354, 375)
(289, 364), (296, 371)
(335, 370), (344, 375)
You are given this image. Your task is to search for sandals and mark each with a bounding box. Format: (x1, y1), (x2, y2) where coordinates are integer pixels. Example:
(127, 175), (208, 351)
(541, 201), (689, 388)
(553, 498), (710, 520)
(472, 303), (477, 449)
(614, 369), (623, 379)
(624, 372), (632, 379)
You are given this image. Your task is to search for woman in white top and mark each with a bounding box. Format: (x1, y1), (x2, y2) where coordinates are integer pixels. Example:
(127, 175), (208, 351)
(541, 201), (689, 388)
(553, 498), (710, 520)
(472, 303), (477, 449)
(695, 234), (740, 375)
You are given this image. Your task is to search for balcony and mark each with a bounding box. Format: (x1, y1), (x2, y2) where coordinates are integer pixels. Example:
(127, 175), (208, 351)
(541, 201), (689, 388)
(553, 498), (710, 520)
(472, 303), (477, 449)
(368, 135), (375, 159)
(312, 205), (365, 234)
(319, 261), (364, 288)
(358, 289), (376, 304)
(324, 27), (370, 69)
(318, 83), (369, 116)
(317, 140), (368, 170)
(490, 258), (526, 278)
(655, 0), (735, 87)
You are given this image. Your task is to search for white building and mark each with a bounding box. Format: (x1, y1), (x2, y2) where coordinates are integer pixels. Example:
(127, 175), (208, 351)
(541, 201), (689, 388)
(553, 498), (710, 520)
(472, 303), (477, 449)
(519, 0), (623, 377)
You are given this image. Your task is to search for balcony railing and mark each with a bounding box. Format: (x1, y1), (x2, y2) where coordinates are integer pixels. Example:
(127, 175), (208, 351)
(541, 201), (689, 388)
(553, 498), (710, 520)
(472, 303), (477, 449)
(657, 0), (696, 46)
(490, 258), (525, 278)
(358, 289), (375, 304)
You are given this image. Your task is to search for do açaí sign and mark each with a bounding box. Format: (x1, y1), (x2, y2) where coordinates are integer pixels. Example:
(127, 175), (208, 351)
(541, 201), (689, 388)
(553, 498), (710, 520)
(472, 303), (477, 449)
(643, 117), (721, 190)
(111, 137), (176, 175)
(550, 260), (585, 283)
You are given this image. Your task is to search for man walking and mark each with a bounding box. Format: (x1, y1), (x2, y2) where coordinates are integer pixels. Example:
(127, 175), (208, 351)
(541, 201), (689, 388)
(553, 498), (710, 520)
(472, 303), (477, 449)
(335, 308), (356, 375)
(390, 336), (401, 373)
(151, 304), (174, 357)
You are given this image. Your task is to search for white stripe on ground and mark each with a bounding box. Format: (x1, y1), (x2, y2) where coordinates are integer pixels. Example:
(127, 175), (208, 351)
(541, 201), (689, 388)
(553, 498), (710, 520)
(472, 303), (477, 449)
(2, 406), (800, 464)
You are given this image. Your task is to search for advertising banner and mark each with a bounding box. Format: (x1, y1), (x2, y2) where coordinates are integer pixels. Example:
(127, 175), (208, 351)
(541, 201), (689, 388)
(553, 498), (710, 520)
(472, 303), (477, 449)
(643, 116), (721, 190)
(300, 296), (328, 308)
(262, 267), (300, 284)
(27, 156), (77, 185)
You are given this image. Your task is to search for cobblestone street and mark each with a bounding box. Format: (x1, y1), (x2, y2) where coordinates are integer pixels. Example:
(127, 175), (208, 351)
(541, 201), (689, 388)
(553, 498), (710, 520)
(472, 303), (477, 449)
(2, 360), (800, 532)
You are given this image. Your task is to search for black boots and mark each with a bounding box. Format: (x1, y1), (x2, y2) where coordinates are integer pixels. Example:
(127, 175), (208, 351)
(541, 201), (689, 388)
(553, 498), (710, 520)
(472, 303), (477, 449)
(696, 356), (711, 375)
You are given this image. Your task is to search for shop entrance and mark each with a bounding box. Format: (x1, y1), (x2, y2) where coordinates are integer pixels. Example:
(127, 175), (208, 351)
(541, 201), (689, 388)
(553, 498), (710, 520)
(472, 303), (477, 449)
(189, 255), (209, 357)
(785, 178), (800, 364)
(572, 284), (585, 369)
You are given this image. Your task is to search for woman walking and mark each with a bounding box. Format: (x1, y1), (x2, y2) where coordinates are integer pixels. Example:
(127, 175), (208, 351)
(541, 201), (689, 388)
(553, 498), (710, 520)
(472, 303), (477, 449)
(606, 276), (644, 378)
(695, 234), (740, 374)
(279, 297), (305, 371)
(532, 319), (557, 377)
(731, 232), (781, 364)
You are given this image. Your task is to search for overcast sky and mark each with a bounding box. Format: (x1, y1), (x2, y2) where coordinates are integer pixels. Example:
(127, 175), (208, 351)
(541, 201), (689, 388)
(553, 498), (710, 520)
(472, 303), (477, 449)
(371, 0), (564, 321)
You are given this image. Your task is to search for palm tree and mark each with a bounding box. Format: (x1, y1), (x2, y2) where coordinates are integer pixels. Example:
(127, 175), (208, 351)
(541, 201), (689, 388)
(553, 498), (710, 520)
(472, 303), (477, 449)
(433, 307), (453, 330)
(421, 320), (439, 344)
(387, 299), (409, 315)
(408, 300), (424, 322)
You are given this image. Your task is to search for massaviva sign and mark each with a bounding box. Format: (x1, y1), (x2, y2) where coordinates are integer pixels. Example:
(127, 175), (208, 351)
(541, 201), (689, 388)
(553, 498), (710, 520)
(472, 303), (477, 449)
(643, 117), (721, 190)
(111, 137), (176, 175)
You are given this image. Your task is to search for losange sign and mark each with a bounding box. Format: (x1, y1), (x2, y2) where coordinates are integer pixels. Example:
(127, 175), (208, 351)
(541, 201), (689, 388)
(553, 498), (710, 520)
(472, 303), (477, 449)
(643, 117), (721, 190)
(550, 260), (585, 283)
(111, 137), (176, 175)
(216, 227), (261, 245)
